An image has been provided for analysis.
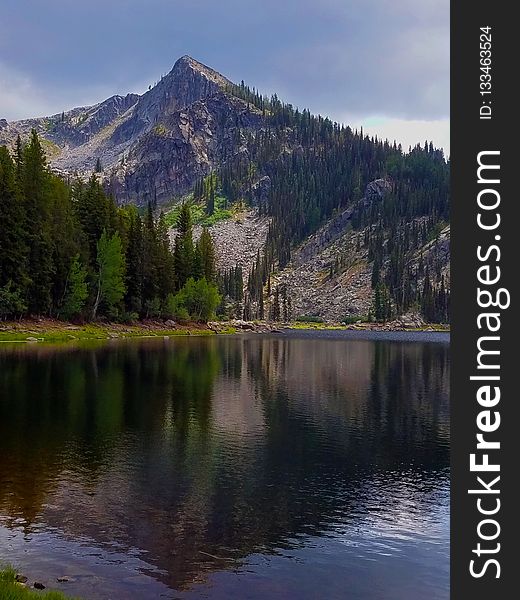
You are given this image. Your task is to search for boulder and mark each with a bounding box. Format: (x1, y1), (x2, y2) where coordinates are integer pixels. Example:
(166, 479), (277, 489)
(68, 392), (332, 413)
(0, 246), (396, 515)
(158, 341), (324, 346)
(365, 178), (392, 200)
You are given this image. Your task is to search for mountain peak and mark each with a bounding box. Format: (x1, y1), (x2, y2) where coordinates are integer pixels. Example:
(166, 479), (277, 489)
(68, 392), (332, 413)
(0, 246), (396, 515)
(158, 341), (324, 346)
(169, 55), (232, 88)
(126, 54), (233, 120)
(175, 55), (202, 67)
(0, 55), (239, 190)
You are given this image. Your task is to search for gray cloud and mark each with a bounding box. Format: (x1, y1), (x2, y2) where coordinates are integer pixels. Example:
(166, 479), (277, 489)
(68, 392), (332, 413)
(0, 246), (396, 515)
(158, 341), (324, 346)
(1, 0), (448, 131)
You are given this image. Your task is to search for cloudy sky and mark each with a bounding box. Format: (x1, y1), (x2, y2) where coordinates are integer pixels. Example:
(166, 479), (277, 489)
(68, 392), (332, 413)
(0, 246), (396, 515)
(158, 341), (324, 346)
(0, 0), (449, 154)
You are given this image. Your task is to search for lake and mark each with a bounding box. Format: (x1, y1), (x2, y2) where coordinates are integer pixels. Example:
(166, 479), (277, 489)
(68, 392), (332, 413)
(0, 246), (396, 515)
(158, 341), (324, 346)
(0, 331), (450, 599)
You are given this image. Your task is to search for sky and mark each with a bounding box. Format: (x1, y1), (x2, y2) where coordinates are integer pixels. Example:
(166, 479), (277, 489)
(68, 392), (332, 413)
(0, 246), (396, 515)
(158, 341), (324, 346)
(0, 0), (449, 154)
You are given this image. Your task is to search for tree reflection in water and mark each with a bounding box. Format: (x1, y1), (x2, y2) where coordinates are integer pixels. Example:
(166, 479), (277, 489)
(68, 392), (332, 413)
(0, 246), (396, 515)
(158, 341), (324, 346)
(0, 334), (449, 597)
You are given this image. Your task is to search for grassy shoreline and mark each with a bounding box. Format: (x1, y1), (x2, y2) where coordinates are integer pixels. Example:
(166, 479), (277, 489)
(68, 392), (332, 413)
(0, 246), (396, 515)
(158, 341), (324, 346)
(0, 319), (230, 343)
(0, 318), (449, 344)
(0, 566), (78, 599)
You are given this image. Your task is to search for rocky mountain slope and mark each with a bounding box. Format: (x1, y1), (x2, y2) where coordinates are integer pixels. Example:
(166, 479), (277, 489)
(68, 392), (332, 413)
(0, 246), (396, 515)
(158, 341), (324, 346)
(1, 56), (450, 322)
(203, 181), (450, 322)
(1, 56), (259, 205)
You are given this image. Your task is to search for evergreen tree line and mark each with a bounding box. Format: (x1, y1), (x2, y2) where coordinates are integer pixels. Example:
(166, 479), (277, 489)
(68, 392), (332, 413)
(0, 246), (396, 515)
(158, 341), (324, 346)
(174, 82), (450, 323)
(192, 160), (255, 217)
(0, 131), (220, 322)
(366, 212), (450, 323)
(217, 266), (244, 302)
(215, 265), (244, 319)
(217, 83), (450, 322)
(2, 80), (451, 323)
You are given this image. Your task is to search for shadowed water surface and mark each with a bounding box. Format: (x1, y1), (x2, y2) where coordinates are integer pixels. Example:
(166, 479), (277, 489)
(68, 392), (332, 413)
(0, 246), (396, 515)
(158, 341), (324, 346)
(0, 332), (449, 599)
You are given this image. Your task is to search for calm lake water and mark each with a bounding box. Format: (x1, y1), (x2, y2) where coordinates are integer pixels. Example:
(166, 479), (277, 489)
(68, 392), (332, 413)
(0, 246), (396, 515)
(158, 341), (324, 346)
(0, 332), (450, 599)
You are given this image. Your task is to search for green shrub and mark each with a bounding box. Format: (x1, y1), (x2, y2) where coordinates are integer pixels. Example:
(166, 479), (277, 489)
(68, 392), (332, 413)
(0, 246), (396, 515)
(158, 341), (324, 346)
(174, 306), (190, 322)
(343, 315), (365, 325)
(168, 278), (221, 322)
(153, 123), (168, 137)
(164, 293), (190, 322)
(164, 195), (236, 229)
(294, 315), (325, 324)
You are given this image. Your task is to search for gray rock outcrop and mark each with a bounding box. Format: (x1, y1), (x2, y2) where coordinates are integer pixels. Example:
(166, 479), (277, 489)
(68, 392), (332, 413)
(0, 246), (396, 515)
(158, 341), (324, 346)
(0, 56), (262, 205)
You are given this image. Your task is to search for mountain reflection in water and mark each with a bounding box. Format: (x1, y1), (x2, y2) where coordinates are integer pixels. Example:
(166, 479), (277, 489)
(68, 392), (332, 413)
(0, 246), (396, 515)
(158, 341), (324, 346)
(0, 333), (449, 599)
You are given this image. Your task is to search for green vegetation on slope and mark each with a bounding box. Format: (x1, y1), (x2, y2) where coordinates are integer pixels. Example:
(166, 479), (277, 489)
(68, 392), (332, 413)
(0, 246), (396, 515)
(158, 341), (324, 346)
(164, 194), (236, 228)
(0, 133), (220, 323)
(2, 80), (451, 325)
(221, 82), (450, 323)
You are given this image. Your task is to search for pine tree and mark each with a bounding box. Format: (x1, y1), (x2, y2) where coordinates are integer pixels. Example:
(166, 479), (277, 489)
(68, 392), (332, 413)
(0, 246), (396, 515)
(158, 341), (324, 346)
(93, 231), (126, 318)
(205, 175), (216, 215)
(173, 203), (194, 289)
(281, 285), (289, 322)
(48, 175), (82, 314)
(60, 255), (88, 319)
(235, 267), (244, 301)
(0, 146), (28, 302)
(155, 213), (176, 301)
(22, 129), (55, 314)
(14, 135), (24, 181)
(75, 174), (116, 265)
(192, 245), (203, 281)
(0, 281), (27, 319)
(141, 203), (160, 311)
(125, 209), (144, 314)
(272, 287), (280, 322)
(197, 227), (216, 282)
(374, 283), (392, 322)
(258, 287), (265, 320)
(371, 255), (381, 287)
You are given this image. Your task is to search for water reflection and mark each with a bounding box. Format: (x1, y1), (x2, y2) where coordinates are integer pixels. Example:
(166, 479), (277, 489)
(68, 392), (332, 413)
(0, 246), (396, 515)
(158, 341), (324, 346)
(0, 334), (449, 599)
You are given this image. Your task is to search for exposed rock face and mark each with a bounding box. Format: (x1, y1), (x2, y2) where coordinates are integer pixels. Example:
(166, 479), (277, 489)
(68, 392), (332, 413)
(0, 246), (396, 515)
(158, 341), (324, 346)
(274, 217), (451, 322)
(1, 58), (450, 321)
(128, 56), (232, 127)
(99, 56), (233, 155)
(170, 208), (271, 280)
(0, 56), (258, 205)
(295, 206), (356, 265)
(108, 92), (263, 205)
(417, 223), (451, 284)
(365, 178), (393, 201)
(0, 95), (139, 154)
(62, 93), (140, 145)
